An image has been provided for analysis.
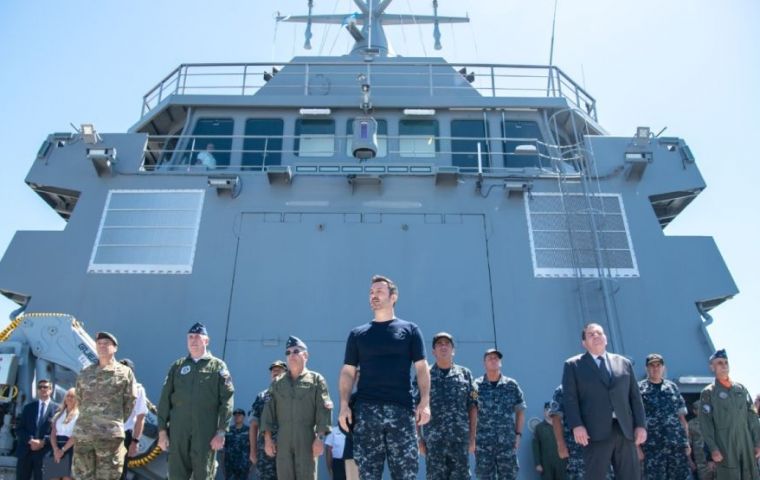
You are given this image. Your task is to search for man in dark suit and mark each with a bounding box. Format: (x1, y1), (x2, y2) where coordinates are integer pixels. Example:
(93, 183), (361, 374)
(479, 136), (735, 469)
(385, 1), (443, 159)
(561, 323), (647, 480)
(16, 379), (58, 480)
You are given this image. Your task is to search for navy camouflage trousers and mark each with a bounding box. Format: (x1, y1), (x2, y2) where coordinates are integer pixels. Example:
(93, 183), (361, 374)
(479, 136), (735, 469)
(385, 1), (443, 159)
(425, 441), (470, 480)
(353, 402), (419, 480)
(642, 444), (690, 480)
(475, 442), (518, 480)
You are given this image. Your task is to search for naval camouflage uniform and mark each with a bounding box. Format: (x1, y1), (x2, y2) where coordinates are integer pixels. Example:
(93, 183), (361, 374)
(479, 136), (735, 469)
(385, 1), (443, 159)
(251, 388), (278, 480)
(261, 369), (332, 480)
(638, 378), (691, 480)
(223, 423), (251, 480)
(419, 363), (477, 480)
(689, 411), (715, 480)
(73, 361), (137, 480)
(474, 374), (525, 480)
(157, 353), (235, 480)
(699, 380), (760, 480)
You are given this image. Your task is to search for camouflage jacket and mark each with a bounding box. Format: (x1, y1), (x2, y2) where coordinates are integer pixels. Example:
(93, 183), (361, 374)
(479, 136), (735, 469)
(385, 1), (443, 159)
(420, 363), (477, 444)
(474, 374), (526, 444)
(638, 379), (688, 448)
(74, 360), (137, 441)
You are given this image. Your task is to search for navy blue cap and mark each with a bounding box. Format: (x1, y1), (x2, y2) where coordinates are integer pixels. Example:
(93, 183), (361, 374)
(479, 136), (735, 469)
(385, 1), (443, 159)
(544, 402), (551, 409)
(96, 331), (118, 346)
(233, 408), (246, 415)
(484, 348), (503, 359)
(269, 360), (287, 370)
(286, 336), (307, 351)
(709, 348), (727, 362)
(188, 322), (208, 335)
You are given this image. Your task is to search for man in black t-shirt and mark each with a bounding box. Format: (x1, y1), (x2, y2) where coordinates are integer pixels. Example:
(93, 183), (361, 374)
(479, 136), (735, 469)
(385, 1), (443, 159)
(338, 275), (431, 480)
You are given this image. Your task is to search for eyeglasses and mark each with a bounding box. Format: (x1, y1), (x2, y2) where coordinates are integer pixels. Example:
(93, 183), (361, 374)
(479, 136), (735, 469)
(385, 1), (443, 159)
(285, 348), (303, 356)
(38, 385), (51, 390)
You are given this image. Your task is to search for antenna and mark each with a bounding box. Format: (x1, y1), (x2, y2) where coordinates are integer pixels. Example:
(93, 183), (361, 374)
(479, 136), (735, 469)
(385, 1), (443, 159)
(304, 0), (314, 50)
(546, 0), (559, 95)
(433, 0), (442, 50)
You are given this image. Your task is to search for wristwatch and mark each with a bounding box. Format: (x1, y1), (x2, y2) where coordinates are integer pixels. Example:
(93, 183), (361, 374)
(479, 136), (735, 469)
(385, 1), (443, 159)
(131, 437), (140, 444)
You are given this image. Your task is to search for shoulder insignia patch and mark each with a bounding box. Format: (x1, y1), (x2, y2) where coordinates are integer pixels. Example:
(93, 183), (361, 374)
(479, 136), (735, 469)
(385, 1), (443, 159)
(324, 400), (334, 409)
(702, 403), (712, 414)
(180, 365), (191, 375)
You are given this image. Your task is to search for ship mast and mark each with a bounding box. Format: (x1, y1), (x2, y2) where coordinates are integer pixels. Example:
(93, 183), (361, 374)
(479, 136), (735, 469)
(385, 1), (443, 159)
(277, 0), (469, 57)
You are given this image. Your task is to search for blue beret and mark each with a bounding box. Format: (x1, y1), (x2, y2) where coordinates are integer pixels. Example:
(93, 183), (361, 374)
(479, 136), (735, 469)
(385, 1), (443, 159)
(188, 322), (208, 335)
(709, 348), (727, 362)
(286, 336), (307, 350)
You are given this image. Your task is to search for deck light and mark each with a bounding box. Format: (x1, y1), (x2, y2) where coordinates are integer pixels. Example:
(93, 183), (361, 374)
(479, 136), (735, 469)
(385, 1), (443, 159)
(299, 108), (331, 116)
(636, 126), (651, 140)
(403, 109), (436, 116)
(87, 148), (117, 176)
(208, 175), (241, 198)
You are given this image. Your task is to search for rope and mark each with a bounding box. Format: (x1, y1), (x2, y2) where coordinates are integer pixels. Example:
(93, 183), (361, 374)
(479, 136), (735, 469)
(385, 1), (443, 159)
(127, 443), (163, 468)
(405, 0), (427, 56)
(0, 315), (23, 342)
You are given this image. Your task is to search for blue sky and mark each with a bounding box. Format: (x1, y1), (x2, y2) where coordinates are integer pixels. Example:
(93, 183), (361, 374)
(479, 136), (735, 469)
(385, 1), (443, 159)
(0, 0), (757, 393)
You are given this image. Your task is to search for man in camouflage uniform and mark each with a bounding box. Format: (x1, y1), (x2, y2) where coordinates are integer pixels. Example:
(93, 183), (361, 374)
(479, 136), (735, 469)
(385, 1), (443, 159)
(637, 353), (691, 480)
(417, 332), (477, 480)
(157, 322), (235, 480)
(73, 331), (137, 480)
(338, 275), (431, 480)
(474, 348), (526, 480)
(549, 385), (614, 480)
(261, 336), (332, 480)
(222, 408), (251, 480)
(532, 402), (565, 479)
(689, 400), (716, 480)
(698, 349), (760, 480)
(250, 360), (287, 480)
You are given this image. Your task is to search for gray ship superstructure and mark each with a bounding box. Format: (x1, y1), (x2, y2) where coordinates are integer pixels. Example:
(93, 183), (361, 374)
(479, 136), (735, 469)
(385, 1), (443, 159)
(0, 1), (737, 478)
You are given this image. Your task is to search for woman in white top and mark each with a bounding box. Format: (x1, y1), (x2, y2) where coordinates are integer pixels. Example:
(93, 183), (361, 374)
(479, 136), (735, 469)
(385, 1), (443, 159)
(47, 388), (78, 480)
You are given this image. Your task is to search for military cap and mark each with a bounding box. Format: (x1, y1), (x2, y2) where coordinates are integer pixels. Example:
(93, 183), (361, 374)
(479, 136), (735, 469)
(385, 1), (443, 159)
(432, 331), (454, 347)
(483, 347), (503, 359)
(119, 358), (135, 371)
(269, 360), (287, 371)
(233, 408), (246, 415)
(286, 335), (307, 351)
(709, 348), (727, 362)
(188, 322), (208, 335)
(96, 331), (118, 346)
(645, 353), (664, 365)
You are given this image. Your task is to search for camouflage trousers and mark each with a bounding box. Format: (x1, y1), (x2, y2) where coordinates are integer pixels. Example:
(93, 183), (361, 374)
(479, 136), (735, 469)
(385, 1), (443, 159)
(353, 402), (418, 480)
(256, 441), (277, 480)
(474, 442), (518, 480)
(73, 437), (127, 480)
(642, 444), (690, 480)
(424, 440), (470, 480)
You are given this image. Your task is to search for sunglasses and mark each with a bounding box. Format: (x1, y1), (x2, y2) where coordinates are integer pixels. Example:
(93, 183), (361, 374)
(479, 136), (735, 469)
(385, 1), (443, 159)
(285, 348), (303, 356)
(38, 385), (51, 390)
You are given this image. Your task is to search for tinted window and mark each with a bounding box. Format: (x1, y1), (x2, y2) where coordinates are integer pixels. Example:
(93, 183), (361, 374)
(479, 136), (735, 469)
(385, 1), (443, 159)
(190, 118), (234, 168)
(399, 120), (438, 158)
(502, 120), (547, 168)
(451, 120), (490, 170)
(346, 119), (388, 158)
(295, 119), (335, 157)
(243, 119), (284, 169)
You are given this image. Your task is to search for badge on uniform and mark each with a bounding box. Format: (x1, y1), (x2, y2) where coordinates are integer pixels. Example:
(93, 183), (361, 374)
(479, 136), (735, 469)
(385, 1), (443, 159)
(471, 390), (478, 401)
(180, 365), (191, 375)
(702, 403), (712, 414)
(718, 391), (728, 399)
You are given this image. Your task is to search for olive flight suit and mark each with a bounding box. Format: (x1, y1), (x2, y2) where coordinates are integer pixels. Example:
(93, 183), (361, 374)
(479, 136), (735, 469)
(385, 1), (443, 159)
(158, 354), (235, 480)
(261, 369), (332, 480)
(699, 380), (760, 480)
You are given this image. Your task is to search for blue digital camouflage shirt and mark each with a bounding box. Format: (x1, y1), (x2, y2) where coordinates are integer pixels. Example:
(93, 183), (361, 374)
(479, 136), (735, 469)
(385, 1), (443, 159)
(639, 379), (688, 448)
(420, 363), (477, 444)
(474, 374), (526, 446)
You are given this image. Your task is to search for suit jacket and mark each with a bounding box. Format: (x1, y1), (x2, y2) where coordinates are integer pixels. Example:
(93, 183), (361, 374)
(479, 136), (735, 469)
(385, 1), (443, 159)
(561, 351), (646, 442)
(15, 399), (57, 457)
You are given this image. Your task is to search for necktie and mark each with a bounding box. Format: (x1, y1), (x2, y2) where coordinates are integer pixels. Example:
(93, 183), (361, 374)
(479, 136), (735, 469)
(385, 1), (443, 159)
(37, 401), (47, 436)
(597, 356), (611, 384)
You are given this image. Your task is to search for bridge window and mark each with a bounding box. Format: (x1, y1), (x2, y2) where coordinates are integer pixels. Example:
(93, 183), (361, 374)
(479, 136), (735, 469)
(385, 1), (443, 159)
(451, 120), (490, 170)
(88, 190), (204, 274)
(346, 119), (387, 158)
(502, 120), (547, 168)
(190, 118), (233, 168)
(399, 120), (438, 158)
(295, 119), (335, 157)
(242, 119), (284, 169)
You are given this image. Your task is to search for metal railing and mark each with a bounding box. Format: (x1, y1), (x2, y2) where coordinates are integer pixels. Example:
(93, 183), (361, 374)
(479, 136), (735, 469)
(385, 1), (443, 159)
(141, 62), (597, 120)
(140, 133), (583, 176)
